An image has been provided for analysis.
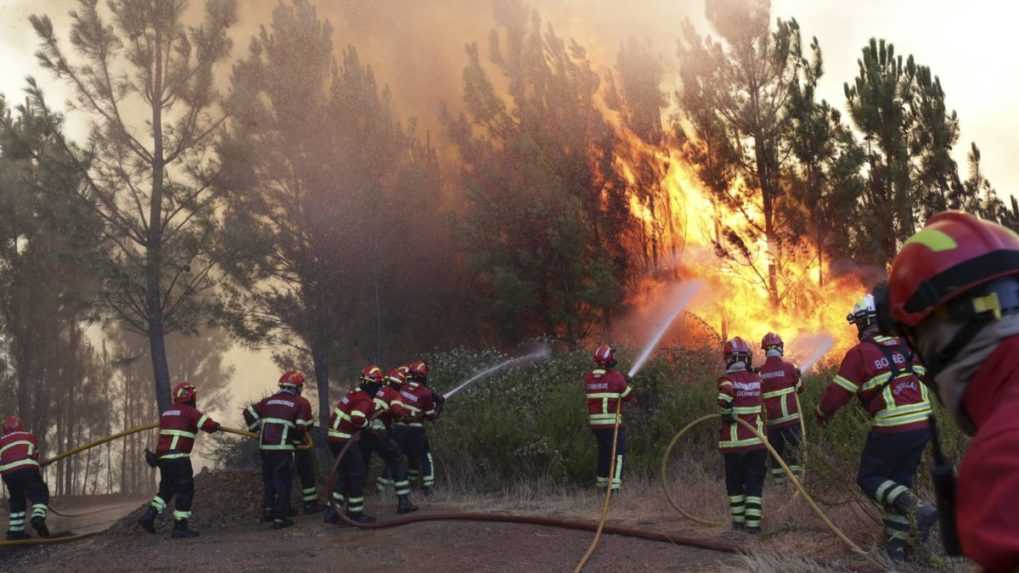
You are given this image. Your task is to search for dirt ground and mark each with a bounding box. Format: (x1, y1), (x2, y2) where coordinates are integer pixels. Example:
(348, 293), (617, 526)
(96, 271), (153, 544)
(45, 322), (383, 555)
(0, 470), (971, 573)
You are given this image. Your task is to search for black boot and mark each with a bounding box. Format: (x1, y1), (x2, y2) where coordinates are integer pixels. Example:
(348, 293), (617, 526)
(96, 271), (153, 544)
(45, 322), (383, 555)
(397, 495), (418, 514)
(171, 519), (199, 539)
(323, 506), (340, 524)
(303, 501), (323, 515)
(892, 491), (939, 541)
(139, 506), (158, 534)
(347, 512), (376, 524)
(30, 516), (49, 538)
(5, 530), (29, 541)
(884, 538), (908, 562)
(272, 517), (295, 530)
(260, 507), (274, 523)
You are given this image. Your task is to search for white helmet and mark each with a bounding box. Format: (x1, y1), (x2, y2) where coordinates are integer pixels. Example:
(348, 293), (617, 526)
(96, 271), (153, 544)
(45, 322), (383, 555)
(847, 294), (878, 326)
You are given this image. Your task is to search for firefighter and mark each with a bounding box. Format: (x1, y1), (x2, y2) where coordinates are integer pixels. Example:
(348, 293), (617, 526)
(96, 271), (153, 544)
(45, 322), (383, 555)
(816, 293), (937, 561)
(280, 371), (322, 514)
(884, 211), (1019, 571)
(375, 366), (407, 494)
(584, 345), (635, 493)
(394, 360), (441, 495)
(717, 337), (767, 533)
(758, 332), (803, 484)
(244, 371), (314, 529)
(323, 367), (381, 524)
(361, 368), (417, 514)
(139, 383), (221, 538)
(0, 416), (50, 540)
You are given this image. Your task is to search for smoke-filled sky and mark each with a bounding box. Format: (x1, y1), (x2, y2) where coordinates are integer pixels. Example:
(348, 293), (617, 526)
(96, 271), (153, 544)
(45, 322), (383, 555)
(2, 0), (1018, 418)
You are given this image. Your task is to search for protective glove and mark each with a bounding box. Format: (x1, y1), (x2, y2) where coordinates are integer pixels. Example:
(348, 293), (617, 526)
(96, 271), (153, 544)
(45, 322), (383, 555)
(815, 406), (828, 427)
(720, 410), (735, 423)
(144, 448), (158, 468)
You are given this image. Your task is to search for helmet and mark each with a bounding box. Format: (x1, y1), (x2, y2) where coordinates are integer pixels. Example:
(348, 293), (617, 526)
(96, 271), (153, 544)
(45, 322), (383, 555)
(889, 211), (1019, 328)
(279, 370), (306, 390)
(761, 332), (783, 353)
(396, 365), (411, 378)
(360, 365), (384, 384)
(386, 368), (406, 387)
(723, 337), (752, 365)
(887, 211), (1019, 380)
(847, 294), (878, 326)
(2, 416), (23, 434)
(593, 344), (616, 367)
(172, 382), (197, 404)
(408, 360), (430, 381)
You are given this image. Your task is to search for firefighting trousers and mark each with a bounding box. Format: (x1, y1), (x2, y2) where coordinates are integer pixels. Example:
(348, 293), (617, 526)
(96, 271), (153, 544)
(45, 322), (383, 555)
(294, 448), (318, 505)
(394, 426), (434, 489)
(3, 468), (49, 533)
(359, 430), (410, 497)
(149, 457), (194, 522)
(857, 428), (930, 542)
(592, 427), (626, 490)
(329, 441), (366, 515)
(723, 449), (766, 530)
(767, 424), (802, 482)
(260, 450), (294, 520)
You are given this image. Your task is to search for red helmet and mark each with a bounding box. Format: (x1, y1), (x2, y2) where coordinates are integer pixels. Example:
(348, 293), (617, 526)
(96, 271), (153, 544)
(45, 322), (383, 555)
(761, 332), (783, 351)
(386, 368), (406, 386)
(723, 337), (752, 362)
(593, 344), (616, 367)
(279, 370), (306, 390)
(172, 382), (197, 404)
(2, 416), (23, 434)
(889, 211), (1019, 328)
(396, 365), (410, 378)
(360, 365), (385, 384)
(408, 360), (430, 380)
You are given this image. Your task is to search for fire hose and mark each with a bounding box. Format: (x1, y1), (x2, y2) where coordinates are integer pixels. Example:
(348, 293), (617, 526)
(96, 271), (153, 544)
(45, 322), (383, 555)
(0, 424), (259, 546)
(660, 414), (885, 570)
(323, 409), (740, 561)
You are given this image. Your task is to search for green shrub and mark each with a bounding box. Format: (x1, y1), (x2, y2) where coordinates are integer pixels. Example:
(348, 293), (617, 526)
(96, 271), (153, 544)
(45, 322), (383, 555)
(425, 346), (966, 499)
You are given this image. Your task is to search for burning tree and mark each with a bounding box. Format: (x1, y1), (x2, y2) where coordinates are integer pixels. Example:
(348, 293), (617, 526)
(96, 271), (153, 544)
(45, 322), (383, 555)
(30, 0), (238, 413)
(677, 0), (813, 306)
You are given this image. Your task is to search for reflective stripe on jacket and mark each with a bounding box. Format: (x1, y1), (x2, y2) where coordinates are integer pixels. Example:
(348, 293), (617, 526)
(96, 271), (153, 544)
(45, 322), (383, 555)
(819, 335), (931, 432)
(584, 369), (634, 428)
(759, 356), (803, 428)
(0, 431), (40, 475)
(717, 369), (765, 452)
(156, 405), (219, 459)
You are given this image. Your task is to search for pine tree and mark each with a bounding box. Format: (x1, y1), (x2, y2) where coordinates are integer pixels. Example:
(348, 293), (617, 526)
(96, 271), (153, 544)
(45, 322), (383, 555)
(30, 0), (238, 413)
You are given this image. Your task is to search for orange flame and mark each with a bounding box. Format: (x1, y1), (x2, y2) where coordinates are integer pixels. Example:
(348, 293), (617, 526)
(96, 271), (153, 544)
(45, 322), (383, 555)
(613, 125), (866, 365)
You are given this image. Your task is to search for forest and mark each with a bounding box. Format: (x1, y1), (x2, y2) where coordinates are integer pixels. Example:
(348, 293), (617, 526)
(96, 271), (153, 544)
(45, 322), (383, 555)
(0, 0), (1012, 494)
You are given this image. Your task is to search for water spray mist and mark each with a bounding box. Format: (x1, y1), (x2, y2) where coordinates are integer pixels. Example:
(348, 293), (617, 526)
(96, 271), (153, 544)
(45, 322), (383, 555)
(627, 280), (705, 377)
(442, 346), (552, 400)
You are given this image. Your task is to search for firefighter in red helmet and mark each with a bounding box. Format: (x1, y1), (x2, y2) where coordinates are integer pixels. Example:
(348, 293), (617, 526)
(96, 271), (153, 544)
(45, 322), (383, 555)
(140, 382), (220, 538)
(324, 366), (384, 524)
(884, 210), (1019, 572)
(276, 372), (322, 515)
(244, 371), (314, 529)
(758, 332), (803, 485)
(717, 337), (766, 533)
(393, 359), (441, 495)
(360, 368), (417, 514)
(584, 345), (634, 493)
(816, 292), (937, 561)
(0, 416), (50, 540)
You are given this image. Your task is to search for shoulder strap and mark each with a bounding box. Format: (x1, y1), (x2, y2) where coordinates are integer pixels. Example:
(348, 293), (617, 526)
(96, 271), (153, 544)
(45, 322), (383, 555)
(862, 338), (918, 403)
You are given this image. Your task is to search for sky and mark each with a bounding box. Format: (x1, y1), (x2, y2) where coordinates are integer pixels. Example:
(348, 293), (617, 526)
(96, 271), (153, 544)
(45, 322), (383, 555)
(1, 0), (1017, 423)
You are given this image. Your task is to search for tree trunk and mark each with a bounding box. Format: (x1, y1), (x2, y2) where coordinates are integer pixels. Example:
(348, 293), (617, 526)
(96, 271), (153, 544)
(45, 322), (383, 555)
(147, 24), (171, 414)
(311, 346), (331, 439)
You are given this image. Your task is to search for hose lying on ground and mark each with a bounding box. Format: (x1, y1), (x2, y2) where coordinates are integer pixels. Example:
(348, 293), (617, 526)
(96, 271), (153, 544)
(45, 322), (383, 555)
(572, 399), (623, 572)
(660, 414), (885, 570)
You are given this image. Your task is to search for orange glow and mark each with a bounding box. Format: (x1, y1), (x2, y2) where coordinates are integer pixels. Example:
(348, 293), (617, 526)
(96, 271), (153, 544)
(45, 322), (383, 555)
(613, 123), (865, 364)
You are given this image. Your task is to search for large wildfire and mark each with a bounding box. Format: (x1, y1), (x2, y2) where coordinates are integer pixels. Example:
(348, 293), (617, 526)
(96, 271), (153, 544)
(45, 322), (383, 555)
(614, 124), (868, 367)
